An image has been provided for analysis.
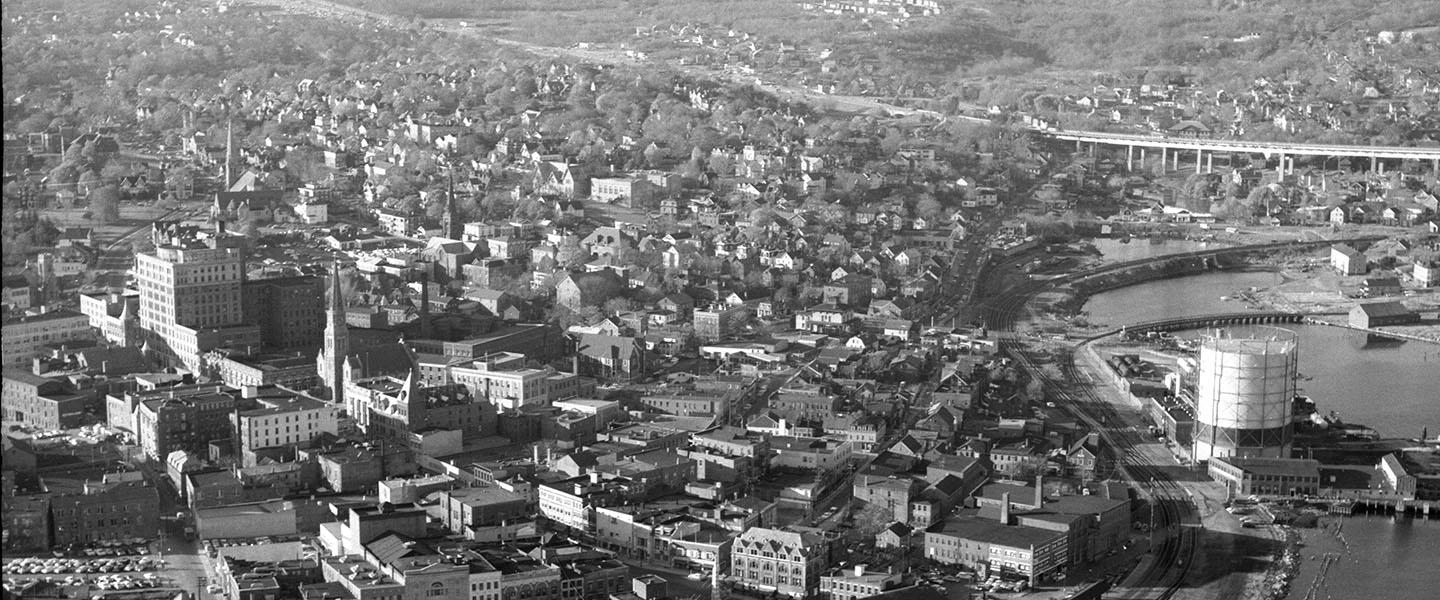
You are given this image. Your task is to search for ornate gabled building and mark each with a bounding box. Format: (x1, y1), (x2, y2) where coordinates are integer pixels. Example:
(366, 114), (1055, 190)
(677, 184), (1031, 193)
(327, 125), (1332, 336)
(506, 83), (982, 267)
(729, 527), (830, 599)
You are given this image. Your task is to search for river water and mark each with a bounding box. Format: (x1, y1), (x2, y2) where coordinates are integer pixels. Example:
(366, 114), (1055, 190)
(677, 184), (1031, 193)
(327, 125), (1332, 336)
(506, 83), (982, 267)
(1077, 245), (1440, 599)
(1306, 514), (1440, 600)
(1091, 237), (1213, 262)
(1081, 271), (1438, 436)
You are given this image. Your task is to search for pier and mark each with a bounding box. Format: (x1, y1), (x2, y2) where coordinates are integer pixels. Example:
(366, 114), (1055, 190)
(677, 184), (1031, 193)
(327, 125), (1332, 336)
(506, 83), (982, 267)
(1314, 493), (1439, 518)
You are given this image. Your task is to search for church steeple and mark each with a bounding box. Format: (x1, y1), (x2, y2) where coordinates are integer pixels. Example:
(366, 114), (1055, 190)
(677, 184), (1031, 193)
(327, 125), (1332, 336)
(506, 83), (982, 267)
(319, 262), (349, 406)
(441, 169), (461, 240)
(224, 119), (234, 191)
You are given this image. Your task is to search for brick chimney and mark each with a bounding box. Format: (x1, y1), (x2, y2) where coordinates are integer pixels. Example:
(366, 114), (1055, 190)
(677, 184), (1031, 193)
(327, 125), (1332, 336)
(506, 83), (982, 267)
(1000, 492), (1011, 525)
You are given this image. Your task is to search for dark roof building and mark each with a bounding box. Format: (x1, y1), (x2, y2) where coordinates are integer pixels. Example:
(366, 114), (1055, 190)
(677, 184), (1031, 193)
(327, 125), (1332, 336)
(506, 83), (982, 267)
(1349, 301), (1419, 329)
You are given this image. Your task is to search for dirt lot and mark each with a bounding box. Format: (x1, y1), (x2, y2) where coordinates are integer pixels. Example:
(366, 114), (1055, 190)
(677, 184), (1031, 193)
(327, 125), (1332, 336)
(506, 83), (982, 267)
(1253, 255), (1440, 342)
(45, 203), (189, 249)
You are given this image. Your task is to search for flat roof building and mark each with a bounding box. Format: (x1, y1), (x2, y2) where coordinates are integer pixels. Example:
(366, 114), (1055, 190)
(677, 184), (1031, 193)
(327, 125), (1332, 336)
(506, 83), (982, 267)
(1208, 456), (1321, 498)
(2, 308), (92, 367)
(923, 496), (1068, 585)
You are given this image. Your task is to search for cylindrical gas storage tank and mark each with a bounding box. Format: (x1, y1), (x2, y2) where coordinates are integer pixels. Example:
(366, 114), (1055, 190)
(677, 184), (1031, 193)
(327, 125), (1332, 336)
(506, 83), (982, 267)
(1192, 328), (1297, 462)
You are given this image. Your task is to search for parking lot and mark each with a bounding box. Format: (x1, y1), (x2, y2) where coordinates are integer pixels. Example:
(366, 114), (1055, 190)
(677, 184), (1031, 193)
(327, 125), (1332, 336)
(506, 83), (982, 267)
(2, 553), (175, 595)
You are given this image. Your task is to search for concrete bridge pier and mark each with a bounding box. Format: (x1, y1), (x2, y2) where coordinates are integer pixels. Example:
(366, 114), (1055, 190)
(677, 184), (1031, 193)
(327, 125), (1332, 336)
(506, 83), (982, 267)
(1140, 147), (1146, 170)
(1276, 152), (1286, 181)
(1195, 150), (1203, 174)
(1172, 149), (1180, 171)
(1206, 152), (1214, 173)
(1127, 145), (1134, 172)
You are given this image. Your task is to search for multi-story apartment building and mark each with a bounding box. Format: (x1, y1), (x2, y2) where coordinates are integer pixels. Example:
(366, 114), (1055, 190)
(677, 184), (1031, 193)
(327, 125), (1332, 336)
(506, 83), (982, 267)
(241, 275), (325, 353)
(3, 369), (88, 431)
(3, 494), (51, 551)
(448, 352), (581, 410)
(637, 390), (730, 419)
(538, 474), (629, 536)
(213, 353), (318, 389)
(770, 436), (853, 472)
(466, 547), (562, 600)
(49, 480), (161, 546)
(132, 384), (237, 459)
(769, 385), (841, 421)
(439, 486), (530, 537)
(824, 414), (888, 454)
(730, 527), (830, 599)
(1, 308), (92, 366)
(553, 556), (630, 600)
(234, 390), (339, 452)
(2, 274), (33, 310)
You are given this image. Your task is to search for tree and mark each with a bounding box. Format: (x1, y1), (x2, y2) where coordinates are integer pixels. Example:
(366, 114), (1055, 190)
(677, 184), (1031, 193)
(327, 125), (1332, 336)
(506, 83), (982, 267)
(603, 297), (635, 315)
(914, 194), (945, 221)
(556, 238), (589, 269)
(131, 236), (155, 255)
(237, 211), (260, 239)
(708, 153), (733, 175)
(89, 185), (122, 224)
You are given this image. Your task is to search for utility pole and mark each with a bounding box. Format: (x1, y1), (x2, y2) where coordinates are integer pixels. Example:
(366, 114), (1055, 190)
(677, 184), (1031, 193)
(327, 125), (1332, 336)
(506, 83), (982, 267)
(224, 119), (233, 191)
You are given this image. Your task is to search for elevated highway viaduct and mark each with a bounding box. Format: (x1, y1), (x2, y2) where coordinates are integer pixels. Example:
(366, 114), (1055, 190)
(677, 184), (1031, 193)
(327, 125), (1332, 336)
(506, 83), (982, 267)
(1033, 128), (1440, 180)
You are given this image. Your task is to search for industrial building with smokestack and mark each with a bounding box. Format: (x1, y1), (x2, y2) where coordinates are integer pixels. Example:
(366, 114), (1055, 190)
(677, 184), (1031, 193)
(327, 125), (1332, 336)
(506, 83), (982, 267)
(922, 478), (1130, 585)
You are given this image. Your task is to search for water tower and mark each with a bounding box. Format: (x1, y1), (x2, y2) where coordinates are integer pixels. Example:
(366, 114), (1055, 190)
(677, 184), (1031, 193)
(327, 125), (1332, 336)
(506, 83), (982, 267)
(1192, 327), (1298, 462)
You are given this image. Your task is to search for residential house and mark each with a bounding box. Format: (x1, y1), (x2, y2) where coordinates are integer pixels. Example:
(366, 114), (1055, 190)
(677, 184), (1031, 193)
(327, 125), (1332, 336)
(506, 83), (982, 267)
(1330, 244), (1366, 275)
(555, 271), (628, 312)
(575, 334), (646, 381)
(1414, 261), (1438, 287)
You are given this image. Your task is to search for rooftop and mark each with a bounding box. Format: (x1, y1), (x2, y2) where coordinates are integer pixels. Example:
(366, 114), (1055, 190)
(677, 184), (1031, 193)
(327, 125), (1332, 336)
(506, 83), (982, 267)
(238, 393), (332, 417)
(225, 353), (316, 371)
(926, 511), (1066, 549)
(445, 486), (525, 507)
(1214, 457), (1321, 478)
(1355, 301), (1416, 318)
(4, 308), (86, 325)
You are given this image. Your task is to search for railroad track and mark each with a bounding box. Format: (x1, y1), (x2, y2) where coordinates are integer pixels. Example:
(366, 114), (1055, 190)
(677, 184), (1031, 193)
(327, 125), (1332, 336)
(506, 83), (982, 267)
(976, 258), (1200, 599)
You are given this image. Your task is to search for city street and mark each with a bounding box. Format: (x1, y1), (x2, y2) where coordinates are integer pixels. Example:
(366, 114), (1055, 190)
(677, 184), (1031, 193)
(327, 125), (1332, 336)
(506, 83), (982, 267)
(120, 441), (219, 600)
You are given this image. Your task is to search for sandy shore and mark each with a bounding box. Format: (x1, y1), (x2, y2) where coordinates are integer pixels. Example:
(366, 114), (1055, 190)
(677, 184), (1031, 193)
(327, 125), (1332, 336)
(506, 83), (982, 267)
(1281, 518), (1351, 600)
